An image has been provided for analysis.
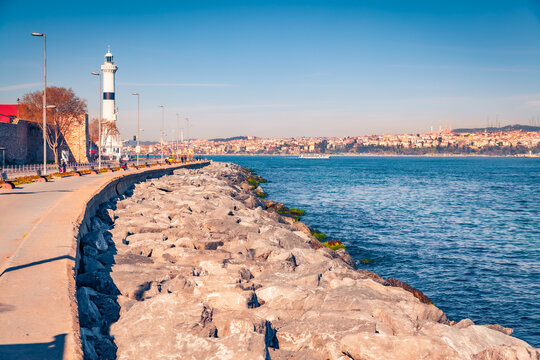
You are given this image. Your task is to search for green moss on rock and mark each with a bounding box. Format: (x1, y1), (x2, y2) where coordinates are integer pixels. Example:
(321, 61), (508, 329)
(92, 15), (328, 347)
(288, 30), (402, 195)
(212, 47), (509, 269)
(288, 208), (306, 216)
(311, 231), (327, 242)
(322, 240), (346, 251)
(247, 176), (268, 186)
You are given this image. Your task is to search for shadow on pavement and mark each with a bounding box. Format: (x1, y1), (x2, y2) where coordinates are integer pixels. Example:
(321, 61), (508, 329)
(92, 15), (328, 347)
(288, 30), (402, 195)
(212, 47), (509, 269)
(0, 333), (65, 360)
(0, 302), (15, 313)
(0, 255), (75, 277)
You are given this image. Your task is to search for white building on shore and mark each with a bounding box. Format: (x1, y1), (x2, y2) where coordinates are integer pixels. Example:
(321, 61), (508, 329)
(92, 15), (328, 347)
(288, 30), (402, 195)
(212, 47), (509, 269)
(100, 47), (122, 160)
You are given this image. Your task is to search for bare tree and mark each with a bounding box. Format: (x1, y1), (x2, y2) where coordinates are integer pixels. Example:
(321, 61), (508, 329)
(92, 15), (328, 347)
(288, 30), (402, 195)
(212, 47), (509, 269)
(88, 118), (120, 160)
(102, 120), (119, 141)
(89, 118), (100, 143)
(20, 87), (87, 164)
(101, 120), (119, 158)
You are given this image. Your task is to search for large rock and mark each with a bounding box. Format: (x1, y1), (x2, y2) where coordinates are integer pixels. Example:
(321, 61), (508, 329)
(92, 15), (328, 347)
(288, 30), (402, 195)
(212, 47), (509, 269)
(77, 287), (101, 328)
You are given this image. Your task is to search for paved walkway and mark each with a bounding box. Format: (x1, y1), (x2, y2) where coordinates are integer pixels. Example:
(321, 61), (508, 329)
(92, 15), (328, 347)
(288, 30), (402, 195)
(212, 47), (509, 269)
(0, 174), (117, 273)
(0, 171), (121, 359)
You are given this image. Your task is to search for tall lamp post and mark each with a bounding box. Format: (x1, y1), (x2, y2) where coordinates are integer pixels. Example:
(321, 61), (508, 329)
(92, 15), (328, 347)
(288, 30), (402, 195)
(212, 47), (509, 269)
(185, 117), (191, 160)
(185, 117), (190, 141)
(132, 92), (140, 166)
(91, 72), (102, 169)
(31, 32), (47, 175)
(176, 113), (180, 154)
(158, 105), (164, 161)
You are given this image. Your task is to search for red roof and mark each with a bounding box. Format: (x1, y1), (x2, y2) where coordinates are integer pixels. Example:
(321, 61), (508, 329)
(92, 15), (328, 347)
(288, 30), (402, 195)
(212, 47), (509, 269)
(0, 104), (19, 123)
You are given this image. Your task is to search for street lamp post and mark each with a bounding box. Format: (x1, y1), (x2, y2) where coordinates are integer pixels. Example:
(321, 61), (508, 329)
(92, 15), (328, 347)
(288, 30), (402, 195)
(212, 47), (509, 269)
(132, 93), (140, 166)
(31, 32), (47, 175)
(176, 113), (180, 154)
(91, 72), (102, 169)
(185, 117), (190, 142)
(185, 117), (191, 160)
(158, 105), (164, 161)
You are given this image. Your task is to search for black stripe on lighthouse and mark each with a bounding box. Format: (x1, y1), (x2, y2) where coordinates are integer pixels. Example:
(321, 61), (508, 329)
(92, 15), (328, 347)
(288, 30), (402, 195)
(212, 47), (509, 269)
(103, 92), (115, 100)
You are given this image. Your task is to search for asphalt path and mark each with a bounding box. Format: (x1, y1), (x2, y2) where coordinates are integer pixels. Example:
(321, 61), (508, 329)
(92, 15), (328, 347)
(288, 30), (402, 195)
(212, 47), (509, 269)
(0, 173), (114, 273)
(0, 171), (119, 359)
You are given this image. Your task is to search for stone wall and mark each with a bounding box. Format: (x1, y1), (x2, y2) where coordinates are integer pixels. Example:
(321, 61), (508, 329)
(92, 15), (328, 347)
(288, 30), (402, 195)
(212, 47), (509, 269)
(0, 115), (90, 164)
(0, 120), (54, 164)
(64, 114), (90, 163)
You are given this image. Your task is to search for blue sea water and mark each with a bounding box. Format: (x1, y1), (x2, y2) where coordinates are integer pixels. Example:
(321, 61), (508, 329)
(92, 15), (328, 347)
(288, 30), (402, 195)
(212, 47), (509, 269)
(208, 155), (540, 347)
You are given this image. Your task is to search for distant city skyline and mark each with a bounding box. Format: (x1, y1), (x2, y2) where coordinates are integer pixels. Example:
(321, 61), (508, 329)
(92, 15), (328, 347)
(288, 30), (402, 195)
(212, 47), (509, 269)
(1, 0), (540, 140)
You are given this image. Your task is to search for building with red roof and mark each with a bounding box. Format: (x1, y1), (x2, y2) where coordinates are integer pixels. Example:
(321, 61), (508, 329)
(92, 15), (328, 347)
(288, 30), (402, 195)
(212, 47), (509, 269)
(0, 104), (19, 123)
(0, 103), (91, 164)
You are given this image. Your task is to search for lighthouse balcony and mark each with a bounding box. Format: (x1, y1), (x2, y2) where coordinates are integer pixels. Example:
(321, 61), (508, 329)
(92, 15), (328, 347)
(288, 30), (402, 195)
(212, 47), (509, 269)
(100, 64), (118, 71)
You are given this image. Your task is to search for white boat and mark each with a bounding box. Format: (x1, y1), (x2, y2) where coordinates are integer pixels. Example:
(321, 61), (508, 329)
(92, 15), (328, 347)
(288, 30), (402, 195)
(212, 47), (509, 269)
(299, 154), (330, 159)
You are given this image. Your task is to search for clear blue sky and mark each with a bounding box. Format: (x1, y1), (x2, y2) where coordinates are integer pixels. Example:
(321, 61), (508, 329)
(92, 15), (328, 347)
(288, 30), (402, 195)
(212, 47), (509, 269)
(1, 0), (540, 140)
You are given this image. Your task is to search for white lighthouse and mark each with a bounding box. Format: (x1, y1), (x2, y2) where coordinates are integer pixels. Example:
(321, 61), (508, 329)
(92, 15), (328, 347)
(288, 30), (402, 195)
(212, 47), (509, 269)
(100, 46), (121, 160)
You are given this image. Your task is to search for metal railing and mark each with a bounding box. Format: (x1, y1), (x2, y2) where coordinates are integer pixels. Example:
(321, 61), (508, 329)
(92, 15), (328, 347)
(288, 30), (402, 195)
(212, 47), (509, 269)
(1, 162), (107, 179)
(1, 158), (204, 182)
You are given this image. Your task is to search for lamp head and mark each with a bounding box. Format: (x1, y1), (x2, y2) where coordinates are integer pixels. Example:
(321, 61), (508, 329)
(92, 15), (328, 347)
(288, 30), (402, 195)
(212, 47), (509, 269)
(31, 32), (44, 36)
(132, 92), (139, 95)
(91, 72), (99, 76)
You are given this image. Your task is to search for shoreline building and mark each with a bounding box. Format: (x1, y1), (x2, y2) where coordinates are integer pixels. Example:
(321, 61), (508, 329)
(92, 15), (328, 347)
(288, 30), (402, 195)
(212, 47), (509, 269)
(100, 47), (122, 160)
(0, 104), (89, 164)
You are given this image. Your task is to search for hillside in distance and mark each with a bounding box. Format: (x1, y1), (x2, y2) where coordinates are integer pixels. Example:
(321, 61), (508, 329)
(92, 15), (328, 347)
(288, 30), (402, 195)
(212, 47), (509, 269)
(209, 136), (249, 142)
(453, 124), (540, 133)
(123, 140), (159, 146)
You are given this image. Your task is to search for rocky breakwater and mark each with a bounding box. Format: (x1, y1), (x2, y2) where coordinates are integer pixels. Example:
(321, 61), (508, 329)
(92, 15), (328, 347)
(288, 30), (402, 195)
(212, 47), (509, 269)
(76, 162), (539, 360)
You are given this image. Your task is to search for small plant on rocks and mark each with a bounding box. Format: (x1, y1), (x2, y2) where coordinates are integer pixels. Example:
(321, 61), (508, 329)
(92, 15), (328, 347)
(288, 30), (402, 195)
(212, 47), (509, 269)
(287, 208), (306, 216)
(311, 230), (327, 242)
(322, 240), (346, 251)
